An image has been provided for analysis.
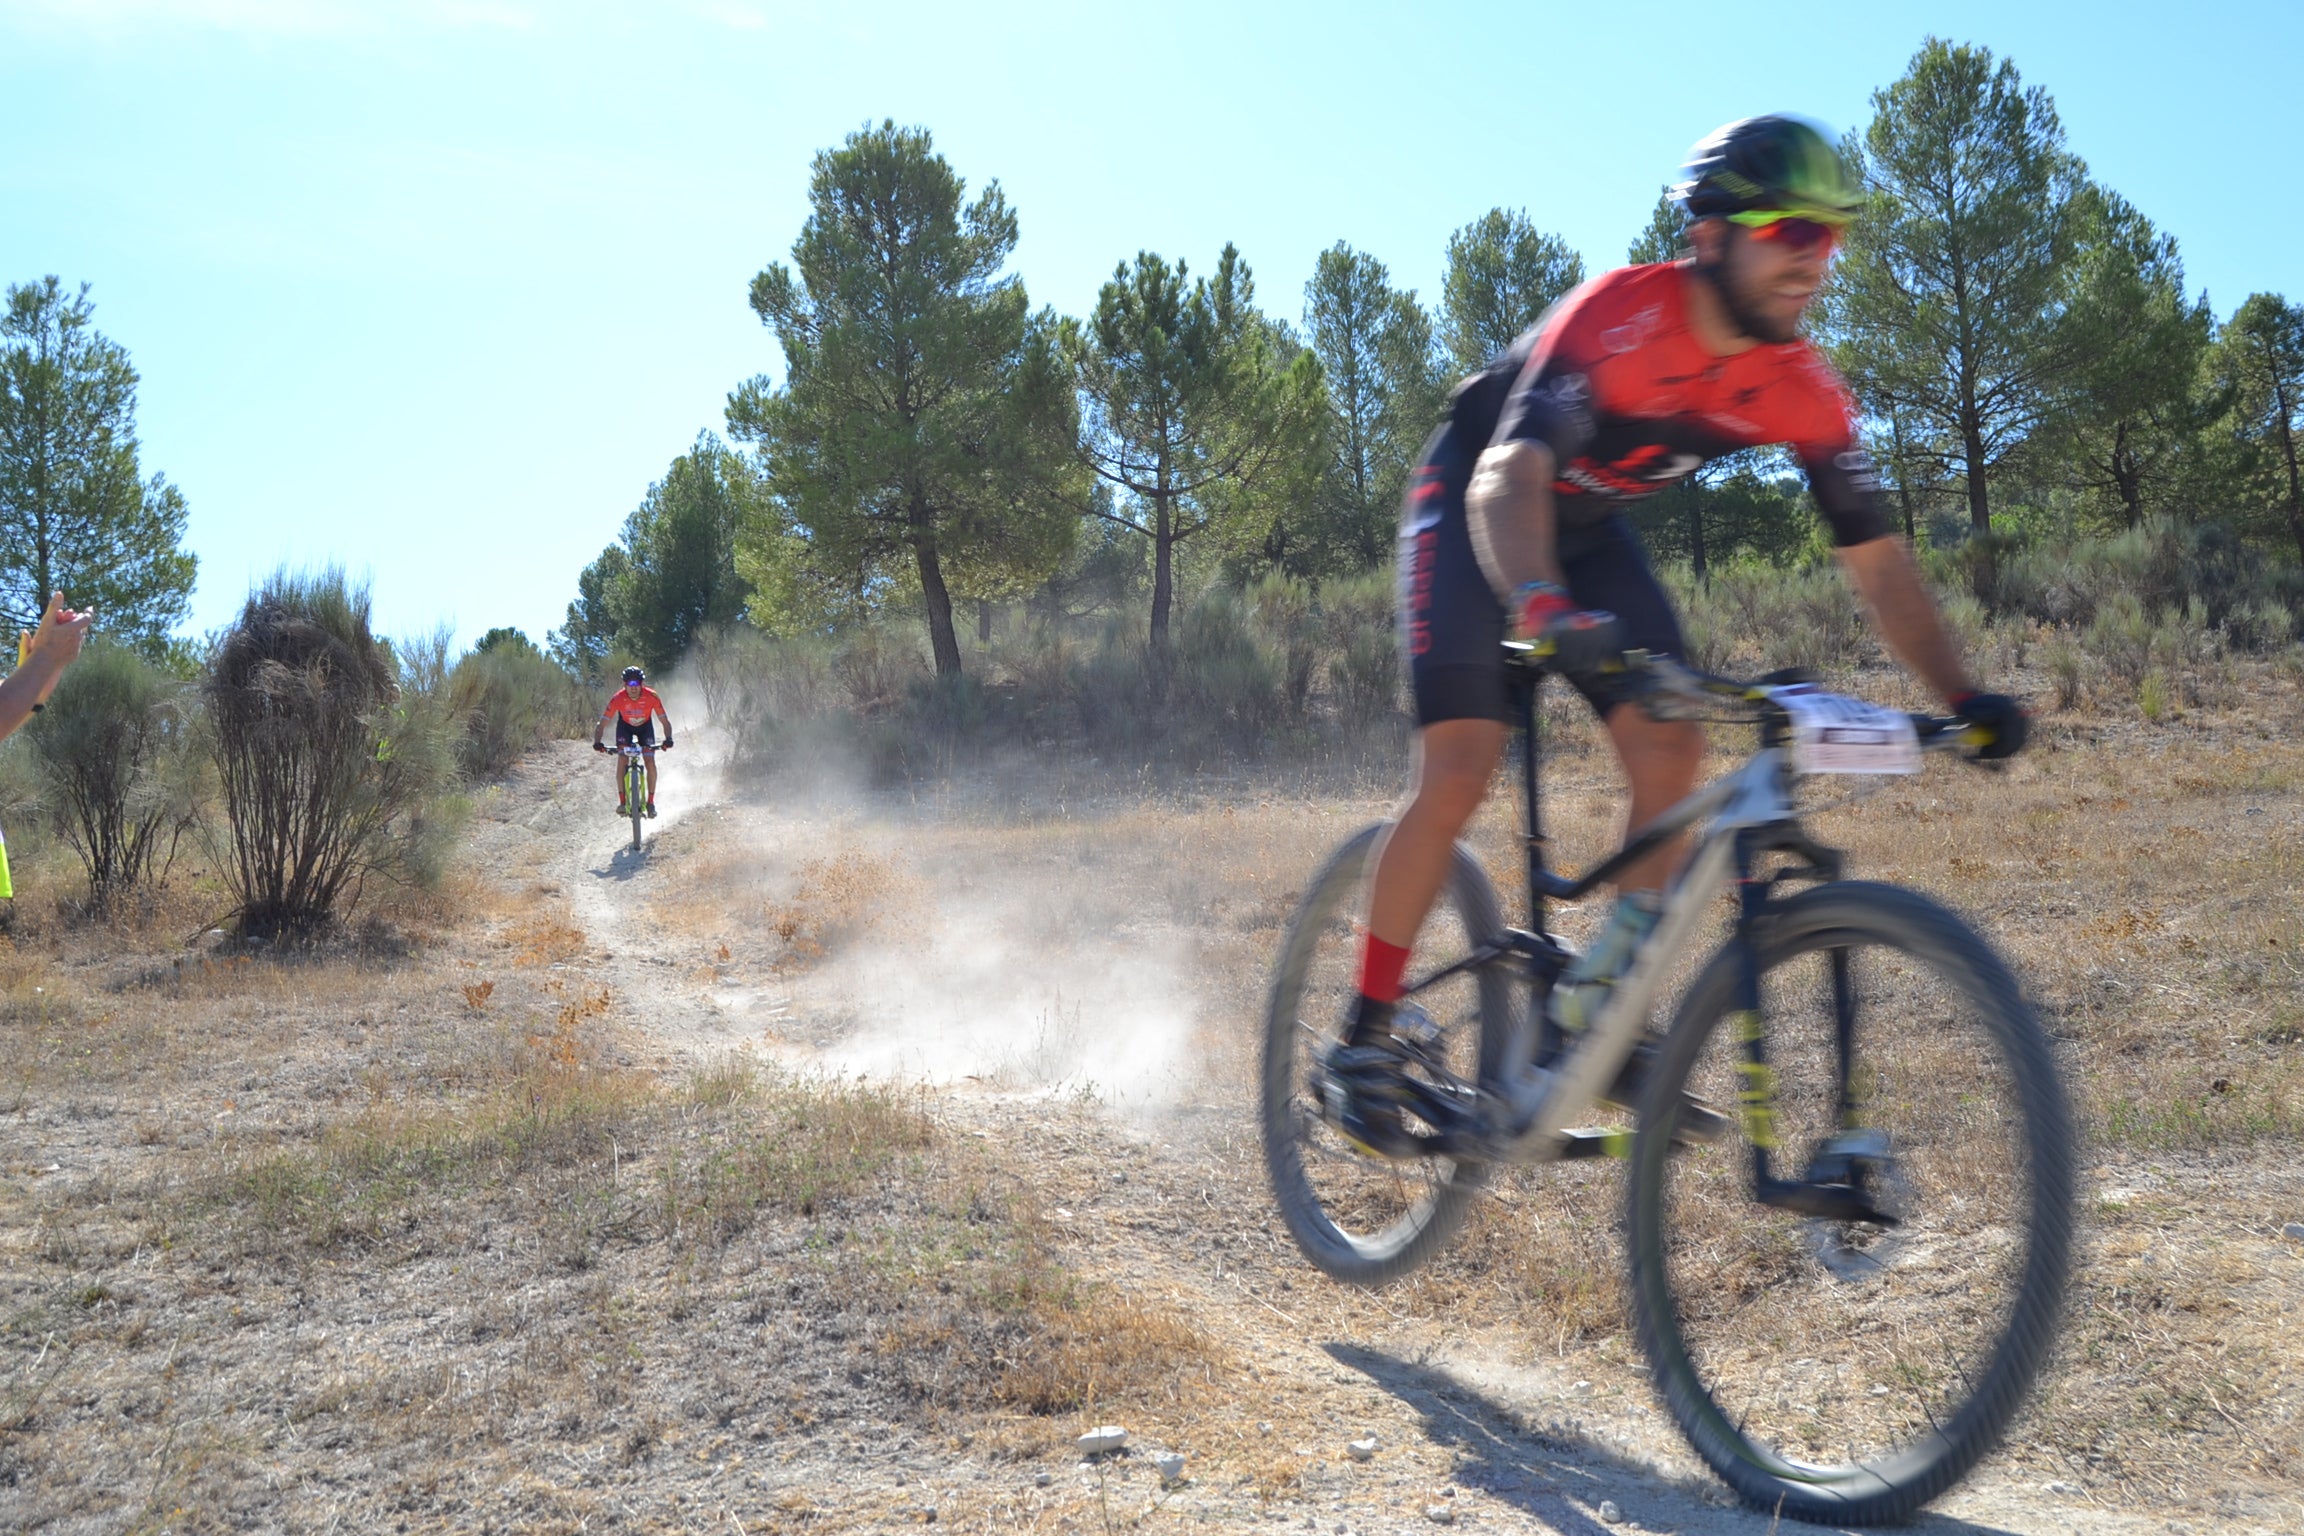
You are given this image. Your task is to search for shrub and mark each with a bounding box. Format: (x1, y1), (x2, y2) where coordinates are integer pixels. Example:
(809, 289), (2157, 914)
(1246, 572), (1318, 719)
(1168, 588), (1283, 754)
(1320, 569), (1401, 729)
(24, 640), (202, 905)
(207, 570), (456, 938)
(449, 639), (587, 778)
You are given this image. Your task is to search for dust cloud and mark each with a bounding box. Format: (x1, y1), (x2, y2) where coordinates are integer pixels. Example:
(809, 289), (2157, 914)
(661, 682), (1210, 1114)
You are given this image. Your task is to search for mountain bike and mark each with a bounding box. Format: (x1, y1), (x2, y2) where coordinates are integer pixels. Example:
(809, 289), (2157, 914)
(1260, 643), (2074, 1524)
(613, 740), (668, 852)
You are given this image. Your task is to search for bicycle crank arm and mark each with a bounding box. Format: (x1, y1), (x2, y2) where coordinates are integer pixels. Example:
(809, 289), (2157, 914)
(1753, 1176), (1902, 1226)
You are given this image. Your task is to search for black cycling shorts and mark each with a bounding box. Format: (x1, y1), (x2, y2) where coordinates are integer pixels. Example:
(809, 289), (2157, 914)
(1398, 421), (1685, 727)
(613, 718), (657, 750)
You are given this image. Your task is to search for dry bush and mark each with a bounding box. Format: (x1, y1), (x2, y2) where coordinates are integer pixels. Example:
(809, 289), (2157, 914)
(871, 1191), (1220, 1418)
(763, 848), (906, 968)
(207, 569), (456, 937)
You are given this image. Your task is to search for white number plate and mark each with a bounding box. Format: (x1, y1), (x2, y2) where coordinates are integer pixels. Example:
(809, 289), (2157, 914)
(1766, 685), (1920, 775)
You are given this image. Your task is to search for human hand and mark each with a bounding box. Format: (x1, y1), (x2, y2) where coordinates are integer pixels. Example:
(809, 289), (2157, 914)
(1951, 691), (2028, 760)
(593, 740), (608, 753)
(22, 592), (92, 673)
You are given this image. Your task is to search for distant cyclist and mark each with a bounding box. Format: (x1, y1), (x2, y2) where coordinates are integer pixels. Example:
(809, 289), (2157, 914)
(592, 666), (674, 818)
(1327, 115), (2028, 1152)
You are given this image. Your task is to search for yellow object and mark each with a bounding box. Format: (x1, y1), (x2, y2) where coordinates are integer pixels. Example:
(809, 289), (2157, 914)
(0, 827), (14, 901)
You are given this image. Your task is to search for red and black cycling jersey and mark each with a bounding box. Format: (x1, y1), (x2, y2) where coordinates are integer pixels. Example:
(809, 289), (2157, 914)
(1450, 262), (1887, 547)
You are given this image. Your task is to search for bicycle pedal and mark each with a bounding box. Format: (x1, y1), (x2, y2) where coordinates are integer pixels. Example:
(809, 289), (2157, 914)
(1557, 1127), (1633, 1161)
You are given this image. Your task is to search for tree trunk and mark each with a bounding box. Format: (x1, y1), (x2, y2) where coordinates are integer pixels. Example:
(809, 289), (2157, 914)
(1961, 412), (1993, 601)
(2111, 420), (2144, 527)
(909, 497), (963, 678)
(1888, 418), (1917, 542)
(1685, 487), (1707, 584)
(976, 599), (993, 644)
(1149, 496), (1175, 653)
(1962, 421), (1991, 536)
(2268, 365), (2304, 567)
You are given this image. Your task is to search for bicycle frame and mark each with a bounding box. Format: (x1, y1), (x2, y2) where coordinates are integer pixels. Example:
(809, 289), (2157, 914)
(1403, 656), (1847, 1171)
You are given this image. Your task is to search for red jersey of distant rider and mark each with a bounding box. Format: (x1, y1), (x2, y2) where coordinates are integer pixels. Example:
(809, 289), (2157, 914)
(602, 684), (667, 727)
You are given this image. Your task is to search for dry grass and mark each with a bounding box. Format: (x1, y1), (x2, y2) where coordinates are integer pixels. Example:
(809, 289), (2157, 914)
(5, 663), (2303, 1527)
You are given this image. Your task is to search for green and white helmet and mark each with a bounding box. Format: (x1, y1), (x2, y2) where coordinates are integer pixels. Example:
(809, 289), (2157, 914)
(1673, 115), (1864, 225)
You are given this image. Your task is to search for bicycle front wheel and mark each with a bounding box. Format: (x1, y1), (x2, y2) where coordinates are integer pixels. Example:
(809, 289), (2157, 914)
(628, 761), (645, 851)
(1261, 824), (1518, 1287)
(1628, 881), (2073, 1524)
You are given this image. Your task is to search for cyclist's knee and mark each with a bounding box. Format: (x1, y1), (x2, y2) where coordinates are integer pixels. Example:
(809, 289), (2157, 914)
(1407, 720), (1504, 824)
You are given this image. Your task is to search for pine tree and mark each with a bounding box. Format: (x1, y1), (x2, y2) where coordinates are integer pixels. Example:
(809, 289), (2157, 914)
(730, 122), (1077, 677)
(1438, 209), (1584, 376)
(1823, 40), (2086, 539)
(0, 278), (196, 647)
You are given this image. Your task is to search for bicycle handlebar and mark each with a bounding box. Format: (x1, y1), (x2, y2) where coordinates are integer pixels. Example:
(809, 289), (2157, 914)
(1505, 642), (1990, 758)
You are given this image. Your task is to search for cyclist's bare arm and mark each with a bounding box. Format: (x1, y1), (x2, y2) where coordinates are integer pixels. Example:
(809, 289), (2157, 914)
(1836, 536), (1973, 704)
(1466, 440), (1564, 599)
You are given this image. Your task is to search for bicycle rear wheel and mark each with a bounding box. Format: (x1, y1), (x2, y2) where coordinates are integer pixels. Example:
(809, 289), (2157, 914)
(1627, 881), (2073, 1524)
(1261, 823), (1519, 1287)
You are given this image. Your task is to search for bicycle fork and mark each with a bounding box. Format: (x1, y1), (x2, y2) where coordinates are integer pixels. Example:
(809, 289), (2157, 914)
(1730, 847), (1901, 1228)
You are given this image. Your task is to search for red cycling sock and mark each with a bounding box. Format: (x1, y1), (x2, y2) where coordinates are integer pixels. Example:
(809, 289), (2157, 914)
(1357, 934), (1412, 1006)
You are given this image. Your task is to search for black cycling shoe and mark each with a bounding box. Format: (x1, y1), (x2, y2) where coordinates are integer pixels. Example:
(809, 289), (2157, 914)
(1318, 1038), (1424, 1158)
(1314, 996), (1447, 1159)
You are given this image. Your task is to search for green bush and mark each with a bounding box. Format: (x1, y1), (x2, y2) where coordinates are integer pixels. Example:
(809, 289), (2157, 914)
(1320, 569), (1401, 729)
(1168, 589), (1283, 755)
(449, 639), (587, 778)
(25, 640), (203, 905)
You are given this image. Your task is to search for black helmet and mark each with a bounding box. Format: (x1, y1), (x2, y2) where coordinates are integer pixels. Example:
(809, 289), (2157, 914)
(1673, 115), (1864, 224)
(622, 666), (645, 684)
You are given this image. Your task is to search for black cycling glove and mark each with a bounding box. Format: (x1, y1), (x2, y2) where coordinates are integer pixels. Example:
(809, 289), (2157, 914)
(1952, 691), (2028, 760)
(592, 741), (608, 753)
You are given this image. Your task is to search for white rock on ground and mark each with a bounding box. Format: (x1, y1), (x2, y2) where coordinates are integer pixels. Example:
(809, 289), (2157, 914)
(2282, 1222), (2304, 1241)
(1598, 1499), (1624, 1523)
(1424, 1503), (1455, 1524)
(1154, 1452), (1186, 1485)
(1346, 1437), (1380, 1461)
(1077, 1426), (1129, 1455)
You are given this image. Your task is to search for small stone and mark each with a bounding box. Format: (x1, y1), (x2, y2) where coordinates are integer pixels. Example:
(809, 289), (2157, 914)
(2043, 1480), (2082, 1496)
(1034, 1472), (1052, 1488)
(1598, 1500), (1623, 1524)
(1569, 1380), (1594, 1398)
(1258, 1421), (1274, 1435)
(917, 1508), (937, 1524)
(2282, 1222), (2304, 1242)
(1346, 1436), (1380, 1461)
(1424, 1504), (1456, 1525)
(1155, 1451), (1187, 1486)
(1077, 1425), (1130, 1455)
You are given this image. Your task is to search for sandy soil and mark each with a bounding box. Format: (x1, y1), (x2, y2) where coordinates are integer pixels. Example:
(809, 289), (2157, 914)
(511, 728), (2300, 1536)
(3, 721), (2298, 1534)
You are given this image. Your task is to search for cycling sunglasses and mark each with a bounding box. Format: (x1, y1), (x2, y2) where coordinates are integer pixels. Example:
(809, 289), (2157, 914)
(1726, 209), (1843, 254)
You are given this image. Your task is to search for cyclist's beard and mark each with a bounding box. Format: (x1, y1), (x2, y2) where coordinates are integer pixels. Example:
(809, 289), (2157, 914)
(1694, 252), (1800, 345)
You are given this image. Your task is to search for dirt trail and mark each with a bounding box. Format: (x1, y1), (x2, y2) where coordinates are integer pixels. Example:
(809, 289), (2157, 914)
(513, 736), (2278, 1536)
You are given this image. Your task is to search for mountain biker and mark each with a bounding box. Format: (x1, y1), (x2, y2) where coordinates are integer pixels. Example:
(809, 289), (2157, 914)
(592, 666), (674, 818)
(1328, 115), (2028, 1152)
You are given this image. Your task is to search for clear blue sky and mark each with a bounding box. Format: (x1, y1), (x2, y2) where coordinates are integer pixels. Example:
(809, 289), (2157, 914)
(5, 0), (2298, 650)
